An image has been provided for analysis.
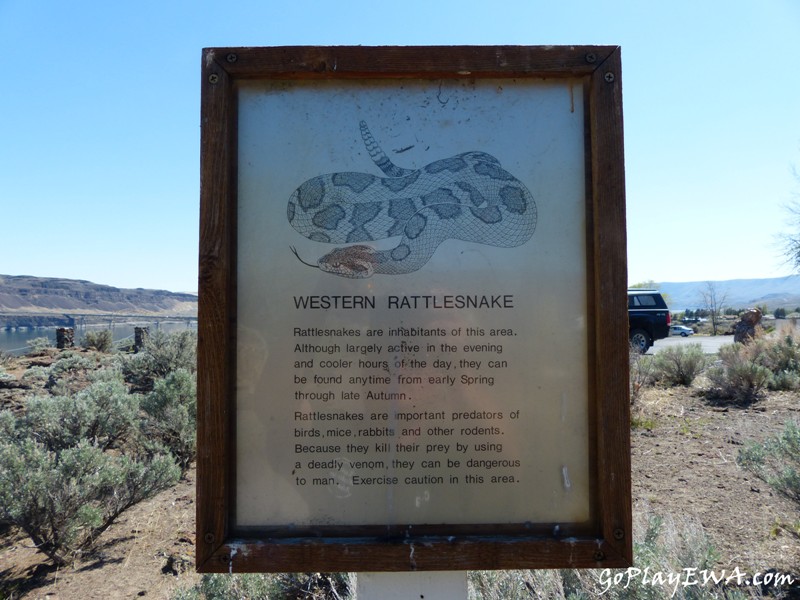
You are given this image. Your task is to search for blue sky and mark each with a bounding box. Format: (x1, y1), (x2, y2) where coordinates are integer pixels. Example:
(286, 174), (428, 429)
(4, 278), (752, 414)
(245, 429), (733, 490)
(1, 0), (798, 292)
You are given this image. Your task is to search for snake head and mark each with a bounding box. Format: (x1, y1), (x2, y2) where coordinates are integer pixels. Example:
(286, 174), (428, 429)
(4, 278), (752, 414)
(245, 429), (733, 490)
(318, 245), (377, 278)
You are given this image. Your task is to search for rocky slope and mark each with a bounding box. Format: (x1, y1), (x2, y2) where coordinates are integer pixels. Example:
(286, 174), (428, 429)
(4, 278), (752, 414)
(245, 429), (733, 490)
(0, 275), (197, 327)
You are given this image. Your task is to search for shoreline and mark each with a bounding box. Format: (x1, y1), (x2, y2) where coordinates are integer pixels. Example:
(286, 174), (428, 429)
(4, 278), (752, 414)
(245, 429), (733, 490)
(1, 314), (197, 330)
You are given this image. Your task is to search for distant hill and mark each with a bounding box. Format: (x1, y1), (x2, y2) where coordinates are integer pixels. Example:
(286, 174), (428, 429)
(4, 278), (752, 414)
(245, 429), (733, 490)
(655, 275), (800, 311)
(0, 275), (197, 328)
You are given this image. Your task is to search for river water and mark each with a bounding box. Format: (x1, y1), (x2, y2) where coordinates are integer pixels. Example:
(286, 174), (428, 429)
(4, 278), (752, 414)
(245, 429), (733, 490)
(0, 321), (196, 354)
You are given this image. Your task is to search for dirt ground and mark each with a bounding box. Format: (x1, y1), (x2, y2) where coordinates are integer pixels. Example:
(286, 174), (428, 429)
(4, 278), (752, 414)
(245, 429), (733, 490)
(0, 469), (200, 599)
(0, 350), (204, 599)
(1, 353), (800, 598)
(631, 387), (800, 575)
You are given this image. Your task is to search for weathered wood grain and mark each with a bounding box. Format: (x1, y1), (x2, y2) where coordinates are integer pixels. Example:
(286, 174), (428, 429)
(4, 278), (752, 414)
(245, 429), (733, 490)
(197, 45), (631, 572)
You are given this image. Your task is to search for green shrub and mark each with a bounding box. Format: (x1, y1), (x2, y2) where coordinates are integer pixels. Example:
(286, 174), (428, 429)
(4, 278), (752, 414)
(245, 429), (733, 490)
(755, 333), (800, 391)
(21, 385), (139, 453)
(25, 336), (52, 356)
(271, 573), (353, 599)
(173, 574), (276, 600)
(122, 330), (197, 391)
(0, 438), (178, 566)
(738, 421), (800, 503)
(760, 333), (800, 372)
(0, 410), (14, 439)
(52, 350), (92, 371)
(174, 573), (353, 600)
(0, 380), (179, 566)
(769, 369), (800, 392)
(141, 369), (196, 475)
(651, 344), (707, 387)
(46, 353), (97, 392)
(89, 363), (126, 383)
(707, 333), (800, 398)
(629, 347), (655, 405)
(705, 343), (772, 404)
(0, 349), (13, 367)
(76, 379), (141, 448)
(81, 329), (114, 353)
(21, 365), (50, 382)
(468, 504), (722, 599)
(51, 352), (94, 373)
(116, 337), (136, 353)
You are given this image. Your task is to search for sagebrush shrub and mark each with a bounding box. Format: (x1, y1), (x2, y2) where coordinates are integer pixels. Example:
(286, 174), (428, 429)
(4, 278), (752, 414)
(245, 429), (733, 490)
(651, 343), (707, 387)
(172, 574), (276, 600)
(758, 333), (800, 391)
(25, 336), (52, 356)
(46, 353), (97, 392)
(0, 436), (179, 565)
(0, 378), (179, 565)
(174, 572), (353, 600)
(81, 329), (114, 353)
(468, 503), (722, 599)
(770, 369), (800, 392)
(78, 379), (141, 448)
(763, 333), (800, 370)
(50, 352), (95, 375)
(88, 363), (126, 384)
(705, 333), (800, 402)
(21, 365), (49, 382)
(0, 410), (14, 439)
(738, 421), (800, 503)
(629, 347), (655, 405)
(0, 349), (13, 367)
(123, 330), (197, 390)
(705, 342), (772, 403)
(22, 379), (139, 452)
(271, 573), (353, 600)
(141, 368), (197, 475)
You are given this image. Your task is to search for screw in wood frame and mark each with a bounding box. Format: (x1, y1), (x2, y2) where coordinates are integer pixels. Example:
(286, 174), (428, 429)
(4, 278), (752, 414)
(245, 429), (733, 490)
(593, 549), (606, 561)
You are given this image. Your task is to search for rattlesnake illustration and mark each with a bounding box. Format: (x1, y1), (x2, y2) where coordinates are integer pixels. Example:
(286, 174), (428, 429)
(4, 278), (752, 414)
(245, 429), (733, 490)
(287, 121), (537, 278)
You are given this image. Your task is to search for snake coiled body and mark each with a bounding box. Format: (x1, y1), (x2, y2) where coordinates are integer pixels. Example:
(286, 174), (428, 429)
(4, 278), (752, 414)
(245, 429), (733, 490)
(287, 121), (537, 278)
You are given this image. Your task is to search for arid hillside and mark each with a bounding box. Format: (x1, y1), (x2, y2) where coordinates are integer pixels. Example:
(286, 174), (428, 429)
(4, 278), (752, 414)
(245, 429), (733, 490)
(0, 275), (197, 327)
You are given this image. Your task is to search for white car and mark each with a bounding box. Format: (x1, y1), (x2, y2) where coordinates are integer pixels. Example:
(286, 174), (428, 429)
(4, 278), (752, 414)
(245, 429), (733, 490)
(670, 325), (694, 337)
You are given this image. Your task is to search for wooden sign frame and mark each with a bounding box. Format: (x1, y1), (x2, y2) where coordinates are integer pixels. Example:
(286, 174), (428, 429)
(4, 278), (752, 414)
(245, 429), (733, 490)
(197, 45), (630, 573)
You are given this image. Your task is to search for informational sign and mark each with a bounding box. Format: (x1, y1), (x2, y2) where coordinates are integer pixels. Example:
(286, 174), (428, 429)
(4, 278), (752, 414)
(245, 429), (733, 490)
(197, 46), (631, 573)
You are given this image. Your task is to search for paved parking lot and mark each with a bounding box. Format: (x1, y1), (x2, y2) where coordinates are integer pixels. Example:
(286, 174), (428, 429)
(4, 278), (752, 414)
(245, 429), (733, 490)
(647, 320), (797, 355)
(649, 334), (733, 355)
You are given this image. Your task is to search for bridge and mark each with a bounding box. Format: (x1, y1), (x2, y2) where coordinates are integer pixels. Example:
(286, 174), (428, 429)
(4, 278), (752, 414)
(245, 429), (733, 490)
(64, 313), (197, 328)
(64, 313), (196, 322)
(1, 312), (197, 329)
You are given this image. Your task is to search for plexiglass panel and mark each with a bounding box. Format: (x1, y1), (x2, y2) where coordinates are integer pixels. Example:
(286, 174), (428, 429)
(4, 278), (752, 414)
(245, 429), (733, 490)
(235, 78), (589, 528)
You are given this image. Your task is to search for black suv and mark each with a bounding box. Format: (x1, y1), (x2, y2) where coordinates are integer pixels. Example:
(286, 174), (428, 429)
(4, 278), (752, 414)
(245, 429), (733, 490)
(628, 289), (671, 352)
